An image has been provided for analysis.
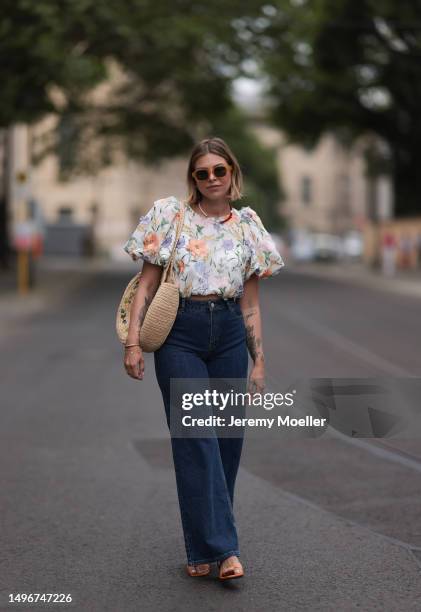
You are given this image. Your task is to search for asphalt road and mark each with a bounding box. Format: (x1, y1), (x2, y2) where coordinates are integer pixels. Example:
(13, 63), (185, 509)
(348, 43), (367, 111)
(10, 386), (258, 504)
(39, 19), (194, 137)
(1, 266), (421, 611)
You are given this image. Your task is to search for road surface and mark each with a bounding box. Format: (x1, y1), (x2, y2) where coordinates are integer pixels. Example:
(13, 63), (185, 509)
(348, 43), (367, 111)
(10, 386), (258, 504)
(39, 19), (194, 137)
(1, 265), (420, 611)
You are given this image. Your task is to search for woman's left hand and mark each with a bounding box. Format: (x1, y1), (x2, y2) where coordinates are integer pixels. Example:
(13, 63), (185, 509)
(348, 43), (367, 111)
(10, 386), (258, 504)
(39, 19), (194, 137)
(248, 362), (265, 397)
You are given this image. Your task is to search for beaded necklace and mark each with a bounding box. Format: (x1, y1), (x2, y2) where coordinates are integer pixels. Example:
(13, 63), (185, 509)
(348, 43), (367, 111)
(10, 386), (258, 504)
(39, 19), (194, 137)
(197, 201), (233, 224)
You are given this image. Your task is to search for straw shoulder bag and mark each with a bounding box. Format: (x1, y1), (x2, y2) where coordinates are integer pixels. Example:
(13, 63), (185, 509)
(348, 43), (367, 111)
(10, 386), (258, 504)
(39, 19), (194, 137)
(116, 200), (186, 352)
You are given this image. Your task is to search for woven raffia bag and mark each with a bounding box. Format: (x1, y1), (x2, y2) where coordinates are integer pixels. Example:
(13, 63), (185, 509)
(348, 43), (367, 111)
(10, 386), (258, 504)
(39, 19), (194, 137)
(116, 201), (186, 352)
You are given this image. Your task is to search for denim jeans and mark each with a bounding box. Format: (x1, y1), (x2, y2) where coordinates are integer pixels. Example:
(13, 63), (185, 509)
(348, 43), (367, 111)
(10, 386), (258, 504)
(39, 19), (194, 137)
(154, 296), (249, 565)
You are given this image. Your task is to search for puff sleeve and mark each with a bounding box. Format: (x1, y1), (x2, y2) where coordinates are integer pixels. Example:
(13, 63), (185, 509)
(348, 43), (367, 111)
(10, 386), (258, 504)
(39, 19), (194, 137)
(241, 207), (285, 281)
(123, 196), (179, 266)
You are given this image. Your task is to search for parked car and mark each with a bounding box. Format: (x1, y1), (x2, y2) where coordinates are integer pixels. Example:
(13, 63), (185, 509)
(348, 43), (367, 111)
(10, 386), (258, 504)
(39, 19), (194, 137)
(290, 231), (315, 262)
(312, 233), (342, 261)
(342, 231), (364, 259)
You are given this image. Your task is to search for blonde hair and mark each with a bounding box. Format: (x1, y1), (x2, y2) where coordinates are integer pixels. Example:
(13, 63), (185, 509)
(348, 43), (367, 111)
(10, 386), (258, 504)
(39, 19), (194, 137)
(186, 137), (243, 206)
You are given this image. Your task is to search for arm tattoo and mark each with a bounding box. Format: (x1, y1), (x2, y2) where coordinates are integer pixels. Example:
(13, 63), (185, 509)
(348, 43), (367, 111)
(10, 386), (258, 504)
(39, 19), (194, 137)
(244, 308), (258, 322)
(245, 323), (264, 364)
(137, 294), (152, 332)
(241, 300), (264, 363)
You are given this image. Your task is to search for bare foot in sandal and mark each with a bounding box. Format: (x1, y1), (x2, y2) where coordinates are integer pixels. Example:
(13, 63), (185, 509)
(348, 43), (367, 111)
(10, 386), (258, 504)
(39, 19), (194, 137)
(186, 563), (211, 577)
(217, 556), (244, 580)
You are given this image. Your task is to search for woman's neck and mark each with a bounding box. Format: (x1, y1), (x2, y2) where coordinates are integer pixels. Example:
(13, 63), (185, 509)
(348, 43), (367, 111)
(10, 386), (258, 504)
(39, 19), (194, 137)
(199, 197), (231, 217)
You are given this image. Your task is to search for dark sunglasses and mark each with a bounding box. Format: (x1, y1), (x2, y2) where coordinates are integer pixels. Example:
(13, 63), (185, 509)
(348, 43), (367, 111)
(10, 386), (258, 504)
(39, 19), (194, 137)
(192, 163), (232, 182)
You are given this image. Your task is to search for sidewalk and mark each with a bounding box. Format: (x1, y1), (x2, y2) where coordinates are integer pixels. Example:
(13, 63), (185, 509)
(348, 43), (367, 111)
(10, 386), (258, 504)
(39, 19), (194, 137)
(287, 260), (421, 300)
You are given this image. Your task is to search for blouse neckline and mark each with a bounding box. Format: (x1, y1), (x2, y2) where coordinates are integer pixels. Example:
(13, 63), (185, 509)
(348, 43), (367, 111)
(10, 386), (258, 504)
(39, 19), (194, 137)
(183, 200), (239, 223)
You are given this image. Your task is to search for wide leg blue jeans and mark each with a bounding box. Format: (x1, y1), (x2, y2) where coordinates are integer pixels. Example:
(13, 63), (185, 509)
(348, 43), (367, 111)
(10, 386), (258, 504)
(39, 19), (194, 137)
(154, 296), (249, 565)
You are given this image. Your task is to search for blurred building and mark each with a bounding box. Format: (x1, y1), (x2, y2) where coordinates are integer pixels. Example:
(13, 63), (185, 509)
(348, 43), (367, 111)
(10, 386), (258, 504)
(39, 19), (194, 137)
(5, 120), (188, 260)
(250, 121), (393, 236)
(233, 79), (393, 238)
(5, 76), (394, 259)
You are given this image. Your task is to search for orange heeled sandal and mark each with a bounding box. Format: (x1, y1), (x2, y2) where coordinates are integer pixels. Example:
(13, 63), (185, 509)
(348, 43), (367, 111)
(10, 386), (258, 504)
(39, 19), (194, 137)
(186, 563), (211, 577)
(217, 557), (244, 580)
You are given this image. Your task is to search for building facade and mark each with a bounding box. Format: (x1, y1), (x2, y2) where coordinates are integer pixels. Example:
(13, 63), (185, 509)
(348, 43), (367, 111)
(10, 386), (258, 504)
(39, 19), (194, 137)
(7, 116), (392, 259)
(250, 121), (392, 236)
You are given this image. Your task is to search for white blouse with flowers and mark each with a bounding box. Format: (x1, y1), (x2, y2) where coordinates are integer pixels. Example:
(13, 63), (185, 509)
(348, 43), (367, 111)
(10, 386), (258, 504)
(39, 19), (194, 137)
(123, 195), (285, 298)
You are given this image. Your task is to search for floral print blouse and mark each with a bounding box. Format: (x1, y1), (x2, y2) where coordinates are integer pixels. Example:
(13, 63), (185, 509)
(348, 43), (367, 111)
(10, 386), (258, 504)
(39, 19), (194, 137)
(123, 195), (285, 298)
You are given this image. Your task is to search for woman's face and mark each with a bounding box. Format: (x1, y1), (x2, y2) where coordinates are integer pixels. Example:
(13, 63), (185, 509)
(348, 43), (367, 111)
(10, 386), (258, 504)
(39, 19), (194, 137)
(192, 153), (232, 201)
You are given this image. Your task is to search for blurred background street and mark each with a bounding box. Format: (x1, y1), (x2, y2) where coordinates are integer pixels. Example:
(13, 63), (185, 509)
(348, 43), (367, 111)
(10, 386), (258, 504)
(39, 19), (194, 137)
(1, 0), (421, 610)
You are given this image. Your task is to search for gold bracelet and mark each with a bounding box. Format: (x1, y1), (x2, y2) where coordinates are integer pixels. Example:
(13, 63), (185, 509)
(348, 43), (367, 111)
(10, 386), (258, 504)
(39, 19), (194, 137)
(125, 343), (140, 349)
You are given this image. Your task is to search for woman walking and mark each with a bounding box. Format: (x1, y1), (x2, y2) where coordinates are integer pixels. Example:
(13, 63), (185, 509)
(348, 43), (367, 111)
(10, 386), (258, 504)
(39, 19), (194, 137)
(123, 137), (285, 580)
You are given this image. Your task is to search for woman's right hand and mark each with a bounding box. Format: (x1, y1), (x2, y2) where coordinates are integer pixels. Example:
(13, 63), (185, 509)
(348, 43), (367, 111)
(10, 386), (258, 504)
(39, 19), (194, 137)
(124, 345), (145, 380)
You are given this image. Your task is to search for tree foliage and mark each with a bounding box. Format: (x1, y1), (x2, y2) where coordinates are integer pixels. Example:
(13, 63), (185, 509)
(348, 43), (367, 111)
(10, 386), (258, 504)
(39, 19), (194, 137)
(0, 0), (257, 164)
(253, 0), (421, 217)
(0, 0), (284, 228)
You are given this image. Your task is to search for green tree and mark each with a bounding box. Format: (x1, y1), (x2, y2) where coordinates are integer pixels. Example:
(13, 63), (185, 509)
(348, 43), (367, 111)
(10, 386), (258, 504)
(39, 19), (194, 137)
(1, 0), (288, 257)
(0, 0), (261, 166)
(253, 0), (421, 217)
(0, 1), (106, 126)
